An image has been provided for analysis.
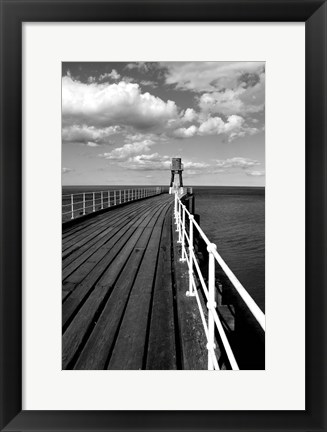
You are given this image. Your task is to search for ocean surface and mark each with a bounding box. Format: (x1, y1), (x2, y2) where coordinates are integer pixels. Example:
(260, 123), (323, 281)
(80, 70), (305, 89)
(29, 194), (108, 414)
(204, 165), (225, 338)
(63, 185), (265, 311)
(192, 186), (265, 312)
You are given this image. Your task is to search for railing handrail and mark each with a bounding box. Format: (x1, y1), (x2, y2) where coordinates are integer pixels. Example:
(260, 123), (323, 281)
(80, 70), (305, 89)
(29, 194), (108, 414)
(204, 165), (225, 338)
(174, 192), (265, 370)
(62, 187), (163, 221)
(62, 187), (163, 198)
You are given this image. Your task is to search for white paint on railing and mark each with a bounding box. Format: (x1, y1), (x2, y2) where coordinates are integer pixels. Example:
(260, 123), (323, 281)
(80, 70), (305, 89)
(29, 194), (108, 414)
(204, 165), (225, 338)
(181, 206), (186, 262)
(207, 243), (217, 370)
(186, 214), (194, 297)
(174, 193), (264, 370)
(71, 195), (74, 220)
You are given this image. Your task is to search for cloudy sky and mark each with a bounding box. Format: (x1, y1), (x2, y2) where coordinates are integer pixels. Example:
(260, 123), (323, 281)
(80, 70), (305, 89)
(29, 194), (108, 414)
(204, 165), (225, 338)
(62, 62), (265, 186)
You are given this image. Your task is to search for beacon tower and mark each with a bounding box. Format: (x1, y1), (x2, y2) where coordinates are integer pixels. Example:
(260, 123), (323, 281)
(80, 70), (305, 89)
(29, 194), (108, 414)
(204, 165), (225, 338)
(169, 157), (184, 194)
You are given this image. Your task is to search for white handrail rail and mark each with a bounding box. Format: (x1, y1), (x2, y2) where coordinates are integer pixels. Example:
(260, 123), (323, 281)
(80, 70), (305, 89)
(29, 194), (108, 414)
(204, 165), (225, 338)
(62, 187), (162, 221)
(174, 193), (265, 370)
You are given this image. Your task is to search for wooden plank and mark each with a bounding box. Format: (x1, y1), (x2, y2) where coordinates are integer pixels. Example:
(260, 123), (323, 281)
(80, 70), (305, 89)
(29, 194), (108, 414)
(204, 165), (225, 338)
(74, 246), (146, 369)
(62, 200), (170, 369)
(62, 201), (165, 328)
(62, 195), (159, 242)
(62, 198), (153, 251)
(107, 204), (172, 370)
(62, 199), (170, 307)
(62, 199), (160, 281)
(62, 199), (154, 267)
(74, 205), (170, 369)
(146, 211), (177, 370)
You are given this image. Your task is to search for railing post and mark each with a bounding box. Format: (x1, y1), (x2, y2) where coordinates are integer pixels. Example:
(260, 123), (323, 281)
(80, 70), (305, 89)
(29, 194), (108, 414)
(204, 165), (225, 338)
(83, 193), (85, 215)
(101, 191), (103, 209)
(186, 215), (195, 296)
(108, 191), (110, 207)
(207, 242), (217, 370)
(177, 200), (182, 241)
(177, 201), (182, 242)
(119, 190), (122, 204)
(175, 195), (180, 233)
(114, 191), (116, 206)
(71, 194), (74, 220)
(180, 206), (186, 261)
(92, 192), (95, 212)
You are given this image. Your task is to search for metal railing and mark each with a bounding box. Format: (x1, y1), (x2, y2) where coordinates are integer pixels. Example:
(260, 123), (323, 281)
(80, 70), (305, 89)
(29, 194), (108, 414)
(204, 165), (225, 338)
(174, 193), (265, 370)
(62, 187), (162, 222)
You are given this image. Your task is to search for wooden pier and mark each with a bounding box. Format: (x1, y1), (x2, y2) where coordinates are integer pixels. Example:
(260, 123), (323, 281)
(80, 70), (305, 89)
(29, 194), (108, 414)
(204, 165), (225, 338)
(62, 193), (207, 370)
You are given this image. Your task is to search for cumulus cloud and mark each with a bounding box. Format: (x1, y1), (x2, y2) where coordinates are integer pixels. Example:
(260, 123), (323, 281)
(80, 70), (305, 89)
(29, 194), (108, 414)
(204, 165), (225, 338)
(62, 77), (178, 131)
(216, 157), (260, 169)
(99, 139), (155, 161)
(161, 61), (265, 118)
(173, 115), (257, 142)
(62, 167), (73, 174)
(183, 161), (210, 169)
(99, 69), (121, 81)
(162, 61), (264, 92)
(199, 115), (243, 135)
(125, 62), (158, 73)
(198, 72), (265, 116)
(140, 80), (158, 88)
(181, 108), (198, 123)
(87, 69), (121, 84)
(174, 125), (198, 138)
(120, 153), (171, 170)
(245, 170), (265, 176)
(62, 65), (263, 146)
(118, 154), (254, 174)
(62, 124), (120, 144)
(107, 151), (210, 172)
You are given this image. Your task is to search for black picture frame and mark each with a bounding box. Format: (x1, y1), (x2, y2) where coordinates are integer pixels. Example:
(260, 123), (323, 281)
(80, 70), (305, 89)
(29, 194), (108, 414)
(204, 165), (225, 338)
(0, 0), (326, 431)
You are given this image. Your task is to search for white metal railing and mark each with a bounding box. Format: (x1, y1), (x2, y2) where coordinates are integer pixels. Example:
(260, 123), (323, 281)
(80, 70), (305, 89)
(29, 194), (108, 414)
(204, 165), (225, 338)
(174, 193), (265, 370)
(62, 187), (162, 222)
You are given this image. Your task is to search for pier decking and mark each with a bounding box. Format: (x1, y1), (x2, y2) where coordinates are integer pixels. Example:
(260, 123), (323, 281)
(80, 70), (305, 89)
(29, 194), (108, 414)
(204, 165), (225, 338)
(62, 193), (207, 370)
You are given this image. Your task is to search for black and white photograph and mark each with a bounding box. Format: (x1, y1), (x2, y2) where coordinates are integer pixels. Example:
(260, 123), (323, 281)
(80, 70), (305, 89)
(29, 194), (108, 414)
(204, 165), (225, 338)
(62, 61), (265, 370)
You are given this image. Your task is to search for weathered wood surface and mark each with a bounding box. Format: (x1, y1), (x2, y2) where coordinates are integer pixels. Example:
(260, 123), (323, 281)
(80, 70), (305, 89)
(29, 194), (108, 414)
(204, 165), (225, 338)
(62, 193), (207, 370)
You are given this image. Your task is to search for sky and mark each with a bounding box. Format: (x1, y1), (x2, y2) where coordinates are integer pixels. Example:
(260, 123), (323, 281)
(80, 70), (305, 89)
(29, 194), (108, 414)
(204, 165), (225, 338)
(62, 62), (265, 186)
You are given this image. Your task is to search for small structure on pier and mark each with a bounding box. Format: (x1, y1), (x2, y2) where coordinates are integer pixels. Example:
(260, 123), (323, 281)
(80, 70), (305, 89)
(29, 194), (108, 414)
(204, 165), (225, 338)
(169, 157), (184, 194)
